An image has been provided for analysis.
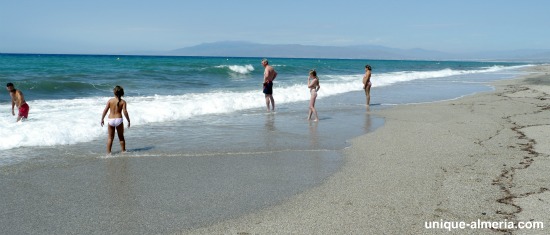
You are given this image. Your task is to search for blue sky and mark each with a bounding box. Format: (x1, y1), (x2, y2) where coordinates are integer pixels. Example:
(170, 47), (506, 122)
(1, 0), (549, 54)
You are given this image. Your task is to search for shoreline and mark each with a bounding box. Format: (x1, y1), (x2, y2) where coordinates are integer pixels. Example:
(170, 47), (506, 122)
(0, 99), (383, 234)
(185, 65), (550, 234)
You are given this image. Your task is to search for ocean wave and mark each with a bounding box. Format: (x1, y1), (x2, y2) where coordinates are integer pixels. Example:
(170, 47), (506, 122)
(0, 81), (354, 150)
(324, 64), (533, 87)
(0, 64), (532, 150)
(0, 98), (104, 150)
(215, 64), (255, 74)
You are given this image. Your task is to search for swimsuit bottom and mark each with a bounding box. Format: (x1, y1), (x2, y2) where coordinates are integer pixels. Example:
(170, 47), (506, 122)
(108, 118), (123, 127)
(18, 103), (29, 118)
(310, 89), (317, 96)
(263, 81), (273, 95)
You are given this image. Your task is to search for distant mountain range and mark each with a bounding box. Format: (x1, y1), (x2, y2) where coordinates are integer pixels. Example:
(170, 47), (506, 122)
(124, 41), (550, 62)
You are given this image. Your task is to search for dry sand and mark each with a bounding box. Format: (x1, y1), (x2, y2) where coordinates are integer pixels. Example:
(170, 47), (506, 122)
(183, 65), (550, 234)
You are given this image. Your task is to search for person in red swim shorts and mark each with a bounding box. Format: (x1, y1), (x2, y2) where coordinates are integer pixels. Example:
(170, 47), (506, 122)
(6, 83), (29, 122)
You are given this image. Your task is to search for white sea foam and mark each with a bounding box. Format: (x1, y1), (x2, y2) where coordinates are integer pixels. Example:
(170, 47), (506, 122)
(216, 64), (254, 74)
(0, 64), (531, 150)
(0, 98), (105, 150)
(325, 65), (531, 87)
(0, 87), (324, 150)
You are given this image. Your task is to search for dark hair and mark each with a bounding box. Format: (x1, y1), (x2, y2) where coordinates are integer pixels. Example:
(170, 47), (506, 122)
(6, 83), (14, 87)
(365, 65), (372, 70)
(309, 69), (317, 78)
(113, 86), (124, 107)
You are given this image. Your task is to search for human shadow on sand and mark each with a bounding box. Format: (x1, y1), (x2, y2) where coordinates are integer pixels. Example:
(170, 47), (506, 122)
(110, 146), (155, 155)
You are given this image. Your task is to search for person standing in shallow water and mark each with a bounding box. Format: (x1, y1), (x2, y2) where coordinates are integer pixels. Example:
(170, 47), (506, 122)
(262, 58), (277, 112)
(307, 69), (320, 121)
(363, 65), (372, 106)
(6, 83), (29, 122)
(101, 86), (131, 154)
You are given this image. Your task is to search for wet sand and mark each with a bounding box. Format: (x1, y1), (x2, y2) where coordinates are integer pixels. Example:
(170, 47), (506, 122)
(0, 150), (347, 234)
(0, 105), (383, 234)
(185, 65), (550, 234)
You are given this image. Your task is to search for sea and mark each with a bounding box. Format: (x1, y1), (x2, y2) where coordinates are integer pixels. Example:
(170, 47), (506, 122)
(0, 54), (535, 232)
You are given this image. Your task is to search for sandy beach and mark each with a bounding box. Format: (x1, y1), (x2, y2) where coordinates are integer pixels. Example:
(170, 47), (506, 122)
(184, 65), (550, 234)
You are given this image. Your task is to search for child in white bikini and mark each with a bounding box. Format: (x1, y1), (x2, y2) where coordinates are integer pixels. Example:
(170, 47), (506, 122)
(100, 86), (131, 154)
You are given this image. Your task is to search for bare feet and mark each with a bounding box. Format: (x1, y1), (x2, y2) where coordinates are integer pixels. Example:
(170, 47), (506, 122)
(307, 117), (319, 122)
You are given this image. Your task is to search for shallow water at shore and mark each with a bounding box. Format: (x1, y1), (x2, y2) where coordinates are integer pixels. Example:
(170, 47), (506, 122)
(1, 90), (386, 233)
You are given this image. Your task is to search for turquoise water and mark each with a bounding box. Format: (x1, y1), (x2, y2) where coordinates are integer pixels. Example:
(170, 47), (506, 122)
(0, 54), (529, 100)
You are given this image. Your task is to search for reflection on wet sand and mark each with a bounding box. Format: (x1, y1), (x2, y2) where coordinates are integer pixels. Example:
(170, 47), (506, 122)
(364, 111), (373, 133)
(104, 157), (136, 231)
(308, 121), (319, 149)
(263, 113), (277, 150)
